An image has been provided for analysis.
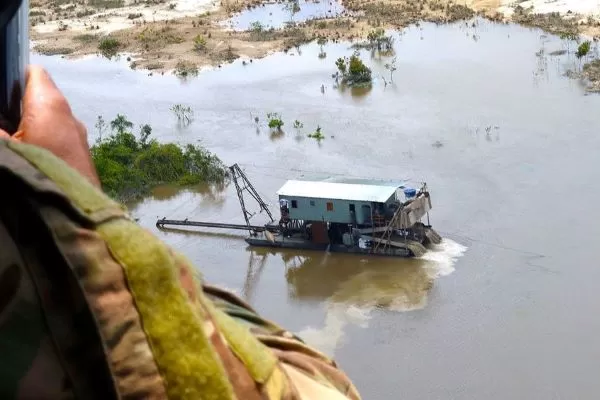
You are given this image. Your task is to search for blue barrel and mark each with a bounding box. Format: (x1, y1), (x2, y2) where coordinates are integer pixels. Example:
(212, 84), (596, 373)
(403, 187), (417, 199)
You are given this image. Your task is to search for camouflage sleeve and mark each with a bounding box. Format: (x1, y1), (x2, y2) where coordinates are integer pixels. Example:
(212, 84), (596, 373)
(0, 139), (361, 400)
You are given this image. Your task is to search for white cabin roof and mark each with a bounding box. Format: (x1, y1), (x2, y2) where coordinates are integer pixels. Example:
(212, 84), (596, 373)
(277, 180), (400, 203)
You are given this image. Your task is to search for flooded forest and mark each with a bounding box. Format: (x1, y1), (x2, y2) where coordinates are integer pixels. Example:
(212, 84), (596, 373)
(30, 0), (600, 398)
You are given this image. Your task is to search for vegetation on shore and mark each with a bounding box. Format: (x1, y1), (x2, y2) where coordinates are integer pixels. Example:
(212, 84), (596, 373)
(91, 114), (229, 201)
(30, 0), (600, 90)
(29, 0), (495, 74)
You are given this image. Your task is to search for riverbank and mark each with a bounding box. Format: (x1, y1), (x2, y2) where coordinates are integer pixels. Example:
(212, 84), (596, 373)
(31, 0), (600, 85)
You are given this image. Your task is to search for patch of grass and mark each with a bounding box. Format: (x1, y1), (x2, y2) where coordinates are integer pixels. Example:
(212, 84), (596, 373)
(350, 28), (394, 52)
(281, 26), (310, 49)
(174, 60), (199, 78)
(29, 10), (46, 17)
(247, 21), (277, 41)
(446, 4), (474, 21)
(128, 13), (143, 19)
(308, 126), (325, 140)
(349, 2), (408, 25)
(222, 0), (245, 13)
(146, 62), (165, 70)
(34, 45), (75, 56)
(212, 44), (238, 63)
(76, 9), (96, 18)
(98, 36), (121, 58)
(74, 33), (98, 43)
(513, 9), (580, 37)
(137, 26), (184, 50)
(582, 59), (600, 91)
(88, 0), (125, 8)
(193, 34), (207, 52)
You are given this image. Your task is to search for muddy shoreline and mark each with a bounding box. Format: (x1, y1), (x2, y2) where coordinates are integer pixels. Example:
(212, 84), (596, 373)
(31, 0), (600, 85)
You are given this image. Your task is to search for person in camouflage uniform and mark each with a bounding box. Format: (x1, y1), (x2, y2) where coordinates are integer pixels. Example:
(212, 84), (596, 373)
(0, 66), (362, 400)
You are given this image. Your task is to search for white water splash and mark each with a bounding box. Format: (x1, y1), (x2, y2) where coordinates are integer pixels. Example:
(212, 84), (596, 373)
(420, 238), (469, 279)
(297, 238), (468, 356)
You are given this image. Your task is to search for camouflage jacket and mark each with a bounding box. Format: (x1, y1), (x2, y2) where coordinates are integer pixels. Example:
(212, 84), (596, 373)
(0, 139), (361, 400)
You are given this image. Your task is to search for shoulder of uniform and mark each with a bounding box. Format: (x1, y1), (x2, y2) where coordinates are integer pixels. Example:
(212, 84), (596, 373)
(2, 140), (130, 223)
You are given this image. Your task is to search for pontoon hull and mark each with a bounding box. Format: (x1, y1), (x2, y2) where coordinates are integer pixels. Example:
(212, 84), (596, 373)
(245, 237), (414, 258)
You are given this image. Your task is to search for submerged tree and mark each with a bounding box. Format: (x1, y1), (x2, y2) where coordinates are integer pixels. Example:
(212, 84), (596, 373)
(577, 41), (591, 59)
(317, 36), (327, 59)
(334, 51), (372, 87)
(384, 56), (397, 82)
(308, 125), (325, 141)
(285, 0), (301, 20)
(366, 28), (394, 52)
(559, 31), (578, 52)
(267, 112), (284, 131)
(171, 104), (194, 126)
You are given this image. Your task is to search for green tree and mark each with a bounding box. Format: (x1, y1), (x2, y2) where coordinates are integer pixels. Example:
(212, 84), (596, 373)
(98, 36), (121, 58)
(384, 57), (397, 82)
(193, 34), (207, 52)
(577, 41), (591, 59)
(110, 114), (134, 134)
(95, 115), (106, 140)
(335, 57), (347, 74)
(139, 124), (154, 148)
(317, 37), (327, 58)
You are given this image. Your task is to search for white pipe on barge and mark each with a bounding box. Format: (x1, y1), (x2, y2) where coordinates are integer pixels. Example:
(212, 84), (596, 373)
(155, 218), (280, 233)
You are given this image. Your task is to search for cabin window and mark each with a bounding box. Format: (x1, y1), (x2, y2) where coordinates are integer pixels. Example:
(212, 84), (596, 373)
(310, 200), (316, 207)
(326, 202), (334, 211)
(291, 200), (298, 208)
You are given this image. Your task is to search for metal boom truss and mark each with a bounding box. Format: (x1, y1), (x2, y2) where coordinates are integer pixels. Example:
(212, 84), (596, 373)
(229, 164), (274, 234)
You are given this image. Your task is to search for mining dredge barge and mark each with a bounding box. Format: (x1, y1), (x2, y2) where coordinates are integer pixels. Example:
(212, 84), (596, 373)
(156, 164), (441, 258)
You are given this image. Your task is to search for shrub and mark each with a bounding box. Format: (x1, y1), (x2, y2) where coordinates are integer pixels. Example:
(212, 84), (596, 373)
(98, 36), (120, 58)
(267, 112), (284, 130)
(193, 34), (207, 51)
(334, 51), (372, 86)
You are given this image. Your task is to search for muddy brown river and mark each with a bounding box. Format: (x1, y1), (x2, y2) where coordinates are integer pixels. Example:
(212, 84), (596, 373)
(36, 19), (600, 399)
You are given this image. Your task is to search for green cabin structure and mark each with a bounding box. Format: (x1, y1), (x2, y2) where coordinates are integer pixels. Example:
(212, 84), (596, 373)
(276, 179), (407, 226)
